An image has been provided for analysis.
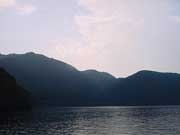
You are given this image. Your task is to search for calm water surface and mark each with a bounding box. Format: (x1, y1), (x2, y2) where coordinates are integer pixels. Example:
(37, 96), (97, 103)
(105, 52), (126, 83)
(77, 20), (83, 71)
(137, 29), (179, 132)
(0, 106), (180, 135)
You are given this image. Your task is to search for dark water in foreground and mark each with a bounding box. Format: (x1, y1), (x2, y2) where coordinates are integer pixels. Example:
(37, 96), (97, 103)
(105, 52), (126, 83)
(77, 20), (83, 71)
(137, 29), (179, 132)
(0, 106), (180, 135)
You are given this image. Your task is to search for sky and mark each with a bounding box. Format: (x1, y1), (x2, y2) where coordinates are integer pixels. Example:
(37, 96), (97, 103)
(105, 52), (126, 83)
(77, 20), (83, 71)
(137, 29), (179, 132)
(0, 0), (180, 77)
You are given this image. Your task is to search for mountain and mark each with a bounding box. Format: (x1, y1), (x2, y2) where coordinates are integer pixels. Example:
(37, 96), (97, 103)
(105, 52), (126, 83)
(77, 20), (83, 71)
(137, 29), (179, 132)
(82, 70), (116, 81)
(111, 70), (180, 105)
(0, 52), (180, 106)
(0, 68), (31, 111)
(0, 52), (115, 106)
(82, 69), (117, 90)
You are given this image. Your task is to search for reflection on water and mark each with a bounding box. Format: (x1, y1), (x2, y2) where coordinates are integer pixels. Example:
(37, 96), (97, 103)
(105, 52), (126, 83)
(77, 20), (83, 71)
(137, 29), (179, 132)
(0, 106), (180, 135)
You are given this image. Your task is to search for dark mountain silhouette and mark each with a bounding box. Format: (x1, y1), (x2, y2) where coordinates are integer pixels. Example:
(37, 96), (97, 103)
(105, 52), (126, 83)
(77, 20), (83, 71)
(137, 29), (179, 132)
(0, 68), (31, 111)
(0, 52), (180, 106)
(83, 70), (116, 81)
(82, 70), (117, 90)
(0, 52), (113, 106)
(111, 70), (180, 105)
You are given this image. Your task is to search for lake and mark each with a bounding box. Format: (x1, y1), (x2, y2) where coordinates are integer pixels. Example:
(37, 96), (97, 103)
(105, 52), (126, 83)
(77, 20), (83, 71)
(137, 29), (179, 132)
(0, 106), (180, 135)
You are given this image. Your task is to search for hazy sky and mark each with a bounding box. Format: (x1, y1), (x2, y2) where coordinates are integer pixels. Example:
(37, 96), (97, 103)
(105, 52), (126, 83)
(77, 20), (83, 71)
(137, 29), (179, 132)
(0, 0), (180, 77)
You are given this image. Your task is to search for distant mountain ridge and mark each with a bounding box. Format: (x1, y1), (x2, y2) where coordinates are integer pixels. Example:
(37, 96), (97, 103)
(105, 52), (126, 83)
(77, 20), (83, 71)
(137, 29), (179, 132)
(111, 70), (180, 105)
(0, 52), (179, 106)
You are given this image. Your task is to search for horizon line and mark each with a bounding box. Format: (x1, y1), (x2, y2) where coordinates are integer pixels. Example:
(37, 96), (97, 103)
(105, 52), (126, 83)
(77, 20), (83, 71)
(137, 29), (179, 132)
(0, 51), (180, 78)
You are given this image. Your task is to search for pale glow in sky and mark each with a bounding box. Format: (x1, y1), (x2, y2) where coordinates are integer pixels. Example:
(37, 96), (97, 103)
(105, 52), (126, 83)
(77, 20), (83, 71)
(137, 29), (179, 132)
(0, 0), (180, 77)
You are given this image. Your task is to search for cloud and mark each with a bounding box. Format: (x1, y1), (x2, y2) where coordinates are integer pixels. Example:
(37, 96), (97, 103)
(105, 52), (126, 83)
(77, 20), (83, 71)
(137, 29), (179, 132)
(0, 0), (15, 8)
(15, 4), (36, 15)
(0, 0), (36, 15)
(48, 0), (180, 77)
(169, 15), (180, 23)
(53, 0), (144, 73)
